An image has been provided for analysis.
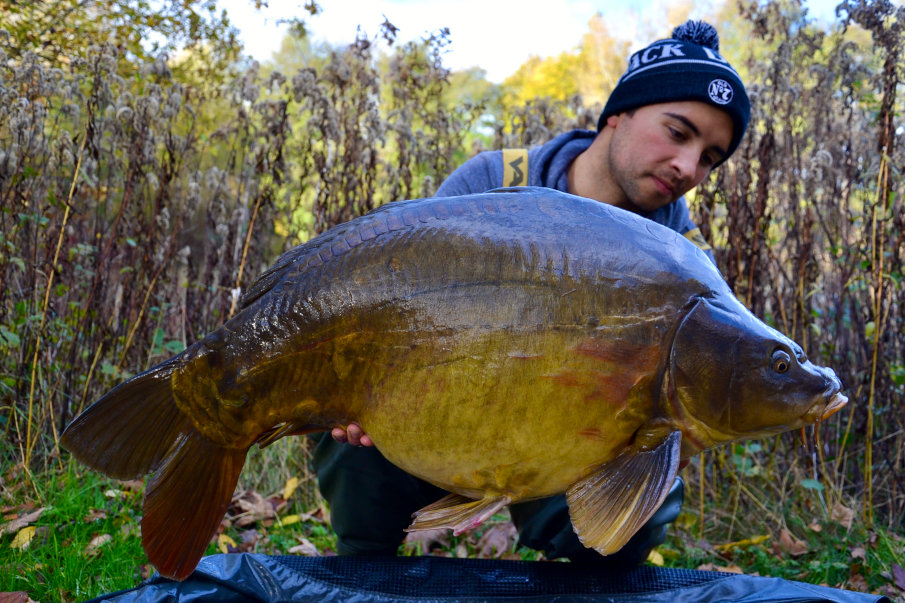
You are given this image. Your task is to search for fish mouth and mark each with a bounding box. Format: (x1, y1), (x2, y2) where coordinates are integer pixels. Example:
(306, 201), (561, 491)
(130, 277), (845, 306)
(820, 391), (848, 421)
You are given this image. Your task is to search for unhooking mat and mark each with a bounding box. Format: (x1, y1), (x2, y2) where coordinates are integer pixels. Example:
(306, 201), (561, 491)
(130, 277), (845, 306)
(89, 553), (892, 602)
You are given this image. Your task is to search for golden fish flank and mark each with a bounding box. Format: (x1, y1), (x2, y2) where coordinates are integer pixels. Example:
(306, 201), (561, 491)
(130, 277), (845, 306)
(61, 187), (847, 581)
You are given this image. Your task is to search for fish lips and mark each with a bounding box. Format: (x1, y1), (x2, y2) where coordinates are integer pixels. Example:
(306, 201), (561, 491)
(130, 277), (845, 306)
(818, 390), (848, 421)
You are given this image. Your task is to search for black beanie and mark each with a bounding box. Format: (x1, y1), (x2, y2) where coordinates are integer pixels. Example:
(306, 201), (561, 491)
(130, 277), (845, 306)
(598, 20), (750, 166)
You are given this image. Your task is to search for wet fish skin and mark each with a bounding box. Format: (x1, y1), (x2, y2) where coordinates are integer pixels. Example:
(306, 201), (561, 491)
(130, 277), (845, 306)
(60, 187), (846, 580)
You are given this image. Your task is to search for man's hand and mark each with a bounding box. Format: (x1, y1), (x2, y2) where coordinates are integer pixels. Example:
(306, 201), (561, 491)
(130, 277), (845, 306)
(331, 422), (374, 447)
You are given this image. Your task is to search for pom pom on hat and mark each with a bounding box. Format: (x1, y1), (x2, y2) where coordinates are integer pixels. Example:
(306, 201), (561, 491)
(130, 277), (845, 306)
(598, 20), (750, 166)
(672, 19), (720, 50)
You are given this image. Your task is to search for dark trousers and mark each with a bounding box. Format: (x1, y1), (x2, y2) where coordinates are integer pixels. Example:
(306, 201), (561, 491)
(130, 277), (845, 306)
(312, 434), (684, 564)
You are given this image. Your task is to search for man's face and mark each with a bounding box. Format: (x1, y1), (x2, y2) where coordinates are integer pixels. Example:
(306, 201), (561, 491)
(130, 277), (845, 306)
(603, 101), (734, 213)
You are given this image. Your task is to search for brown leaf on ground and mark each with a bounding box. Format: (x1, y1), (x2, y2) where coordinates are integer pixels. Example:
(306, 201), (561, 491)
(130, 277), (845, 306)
(0, 592), (39, 603)
(892, 564), (905, 590)
(850, 546), (866, 561)
(0, 507), (46, 537)
(118, 479), (145, 492)
(1, 502), (35, 516)
(238, 529), (261, 552)
(773, 529), (808, 557)
(402, 528), (451, 555)
(475, 523), (518, 558)
(230, 490), (276, 527)
(83, 508), (107, 522)
(266, 495), (288, 515)
(848, 572), (869, 591)
(831, 502), (854, 530)
(697, 562), (744, 574)
(139, 564), (154, 580)
(288, 537), (319, 556)
(84, 533), (113, 557)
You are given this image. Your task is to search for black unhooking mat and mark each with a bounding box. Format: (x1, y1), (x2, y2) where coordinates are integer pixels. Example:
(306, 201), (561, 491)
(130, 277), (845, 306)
(89, 554), (891, 602)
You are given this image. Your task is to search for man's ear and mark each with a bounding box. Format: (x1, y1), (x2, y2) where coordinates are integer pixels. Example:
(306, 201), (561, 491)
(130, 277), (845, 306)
(605, 113), (623, 129)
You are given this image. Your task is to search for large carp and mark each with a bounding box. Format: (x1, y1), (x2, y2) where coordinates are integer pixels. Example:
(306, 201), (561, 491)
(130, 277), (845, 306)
(62, 187), (847, 580)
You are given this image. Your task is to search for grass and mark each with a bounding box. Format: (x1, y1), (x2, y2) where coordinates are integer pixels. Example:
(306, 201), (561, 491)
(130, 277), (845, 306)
(1, 448), (902, 602)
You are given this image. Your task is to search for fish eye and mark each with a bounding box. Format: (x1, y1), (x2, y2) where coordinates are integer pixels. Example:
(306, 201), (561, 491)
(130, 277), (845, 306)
(771, 349), (792, 373)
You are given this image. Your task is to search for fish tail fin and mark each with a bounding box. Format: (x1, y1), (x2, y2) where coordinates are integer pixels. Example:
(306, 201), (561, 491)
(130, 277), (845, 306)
(142, 432), (246, 580)
(61, 356), (191, 479)
(61, 353), (249, 580)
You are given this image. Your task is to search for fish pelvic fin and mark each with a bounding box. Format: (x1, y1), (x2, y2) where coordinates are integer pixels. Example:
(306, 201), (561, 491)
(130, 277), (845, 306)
(407, 493), (512, 536)
(61, 357), (192, 479)
(566, 430), (681, 555)
(142, 432), (246, 581)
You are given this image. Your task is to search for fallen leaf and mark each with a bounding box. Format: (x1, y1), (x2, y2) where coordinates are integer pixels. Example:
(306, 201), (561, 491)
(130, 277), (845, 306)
(288, 538), (319, 556)
(83, 509), (107, 523)
(773, 529), (808, 557)
(697, 562), (744, 574)
(231, 491), (276, 527)
(403, 528), (450, 555)
(0, 592), (39, 603)
(118, 480), (144, 492)
(831, 502), (854, 530)
(238, 529), (261, 551)
(10, 526), (36, 549)
(892, 564), (905, 591)
(849, 572), (868, 591)
(714, 534), (770, 553)
(84, 533), (112, 557)
(0, 508), (46, 537)
(104, 489), (123, 499)
(808, 521), (823, 533)
(279, 514), (301, 527)
(282, 477), (299, 500)
(218, 533), (236, 554)
(475, 523), (517, 558)
(647, 549), (665, 566)
(296, 511), (327, 525)
(850, 547), (866, 561)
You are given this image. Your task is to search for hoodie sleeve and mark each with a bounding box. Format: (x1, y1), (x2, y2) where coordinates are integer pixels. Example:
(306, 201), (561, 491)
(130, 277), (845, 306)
(435, 151), (502, 197)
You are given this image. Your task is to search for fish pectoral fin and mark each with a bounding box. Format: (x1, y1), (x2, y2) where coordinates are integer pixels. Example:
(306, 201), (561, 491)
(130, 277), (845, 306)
(407, 493), (512, 536)
(566, 430), (681, 556)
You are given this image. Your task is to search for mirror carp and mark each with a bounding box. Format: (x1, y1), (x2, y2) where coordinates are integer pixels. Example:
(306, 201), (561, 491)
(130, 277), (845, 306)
(61, 187), (847, 580)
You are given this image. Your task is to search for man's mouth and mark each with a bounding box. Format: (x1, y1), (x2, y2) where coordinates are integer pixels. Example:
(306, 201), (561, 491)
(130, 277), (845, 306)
(652, 176), (675, 196)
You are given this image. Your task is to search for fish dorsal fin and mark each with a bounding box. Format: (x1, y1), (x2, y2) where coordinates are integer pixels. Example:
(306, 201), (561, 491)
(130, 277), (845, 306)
(566, 430), (681, 555)
(406, 493), (512, 536)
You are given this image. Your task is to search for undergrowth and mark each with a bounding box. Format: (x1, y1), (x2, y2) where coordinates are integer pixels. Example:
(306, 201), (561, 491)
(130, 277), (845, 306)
(1, 458), (903, 602)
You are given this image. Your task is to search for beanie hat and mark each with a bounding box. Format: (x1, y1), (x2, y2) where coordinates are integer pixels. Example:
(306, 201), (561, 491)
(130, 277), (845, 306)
(598, 20), (750, 166)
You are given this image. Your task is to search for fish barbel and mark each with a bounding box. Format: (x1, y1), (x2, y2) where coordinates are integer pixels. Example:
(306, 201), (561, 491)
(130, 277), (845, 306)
(61, 187), (847, 580)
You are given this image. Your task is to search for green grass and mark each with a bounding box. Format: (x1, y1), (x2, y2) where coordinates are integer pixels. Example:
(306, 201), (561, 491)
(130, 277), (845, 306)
(2, 459), (902, 602)
(1, 463), (149, 601)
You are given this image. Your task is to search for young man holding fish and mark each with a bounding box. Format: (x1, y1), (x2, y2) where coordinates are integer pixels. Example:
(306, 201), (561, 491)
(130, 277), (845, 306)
(317, 19), (750, 565)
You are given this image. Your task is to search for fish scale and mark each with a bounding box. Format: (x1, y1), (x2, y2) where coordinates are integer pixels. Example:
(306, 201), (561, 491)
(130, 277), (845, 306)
(61, 187), (847, 580)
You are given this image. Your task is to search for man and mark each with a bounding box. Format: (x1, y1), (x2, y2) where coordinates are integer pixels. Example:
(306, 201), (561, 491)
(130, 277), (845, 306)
(314, 19), (750, 564)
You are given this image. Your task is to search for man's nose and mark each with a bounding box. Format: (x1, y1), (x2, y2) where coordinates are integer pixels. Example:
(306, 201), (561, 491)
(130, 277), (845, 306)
(671, 146), (702, 182)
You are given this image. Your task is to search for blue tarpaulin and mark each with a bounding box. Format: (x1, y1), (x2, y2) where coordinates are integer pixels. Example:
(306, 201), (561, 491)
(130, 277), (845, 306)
(89, 554), (892, 602)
